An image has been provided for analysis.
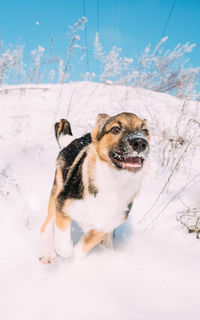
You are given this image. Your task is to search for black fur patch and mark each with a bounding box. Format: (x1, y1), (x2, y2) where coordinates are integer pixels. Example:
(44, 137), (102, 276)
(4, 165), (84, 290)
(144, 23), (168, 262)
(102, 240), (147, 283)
(57, 150), (87, 209)
(58, 133), (91, 181)
(56, 133), (92, 210)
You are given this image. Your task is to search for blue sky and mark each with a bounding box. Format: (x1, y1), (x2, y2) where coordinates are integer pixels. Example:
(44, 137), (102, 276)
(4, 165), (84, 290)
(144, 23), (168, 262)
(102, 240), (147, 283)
(0, 0), (199, 82)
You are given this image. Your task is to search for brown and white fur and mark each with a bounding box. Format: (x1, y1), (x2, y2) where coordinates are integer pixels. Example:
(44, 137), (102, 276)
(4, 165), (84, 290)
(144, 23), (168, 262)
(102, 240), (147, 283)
(39, 112), (150, 264)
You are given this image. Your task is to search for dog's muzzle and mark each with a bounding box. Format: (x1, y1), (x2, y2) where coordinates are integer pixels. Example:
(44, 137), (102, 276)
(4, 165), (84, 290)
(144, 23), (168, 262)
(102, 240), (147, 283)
(109, 131), (150, 172)
(127, 131), (149, 155)
(128, 136), (148, 153)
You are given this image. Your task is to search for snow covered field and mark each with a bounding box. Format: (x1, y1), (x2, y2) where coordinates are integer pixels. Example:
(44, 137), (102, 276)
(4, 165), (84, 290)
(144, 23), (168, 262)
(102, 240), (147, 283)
(0, 82), (200, 320)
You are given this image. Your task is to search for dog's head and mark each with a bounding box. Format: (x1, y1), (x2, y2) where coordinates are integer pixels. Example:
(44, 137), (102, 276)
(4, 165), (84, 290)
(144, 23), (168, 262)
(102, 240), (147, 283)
(92, 112), (150, 173)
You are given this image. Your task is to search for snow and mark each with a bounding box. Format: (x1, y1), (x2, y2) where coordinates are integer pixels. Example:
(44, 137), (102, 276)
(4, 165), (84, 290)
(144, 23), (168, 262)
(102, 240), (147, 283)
(0, 82), (200, 319)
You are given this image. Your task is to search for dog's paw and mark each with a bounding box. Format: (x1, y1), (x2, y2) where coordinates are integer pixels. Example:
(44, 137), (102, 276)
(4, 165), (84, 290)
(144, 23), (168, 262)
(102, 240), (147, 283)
(39, 248), (56, 265)
(39, 253), (56, 265)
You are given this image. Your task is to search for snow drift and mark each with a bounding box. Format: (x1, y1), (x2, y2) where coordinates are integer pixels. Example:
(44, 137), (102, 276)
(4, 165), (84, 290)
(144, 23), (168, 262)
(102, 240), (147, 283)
(0, 82), (200, 320)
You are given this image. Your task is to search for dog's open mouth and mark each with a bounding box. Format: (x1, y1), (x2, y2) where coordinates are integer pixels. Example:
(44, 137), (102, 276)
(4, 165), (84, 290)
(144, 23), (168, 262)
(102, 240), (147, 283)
(110, 152), (144, 172)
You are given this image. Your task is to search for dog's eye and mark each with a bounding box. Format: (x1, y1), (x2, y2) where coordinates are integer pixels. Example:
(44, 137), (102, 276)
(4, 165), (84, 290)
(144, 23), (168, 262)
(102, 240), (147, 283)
(142, 129), (149, 136)
(111, 126), (121, 135)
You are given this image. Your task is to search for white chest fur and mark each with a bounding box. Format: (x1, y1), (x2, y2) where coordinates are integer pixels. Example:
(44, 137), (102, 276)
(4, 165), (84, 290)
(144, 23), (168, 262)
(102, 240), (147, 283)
(67, 157), (143, 233)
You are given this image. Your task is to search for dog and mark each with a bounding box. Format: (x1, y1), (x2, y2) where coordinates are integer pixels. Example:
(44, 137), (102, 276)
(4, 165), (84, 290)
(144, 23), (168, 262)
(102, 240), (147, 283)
(39, 112), (150, 264)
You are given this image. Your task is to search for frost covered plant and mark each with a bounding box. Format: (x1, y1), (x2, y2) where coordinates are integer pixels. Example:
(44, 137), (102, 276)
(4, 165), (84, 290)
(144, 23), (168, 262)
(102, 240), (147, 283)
(177, 208), (200, 239)
(177, 186), (200, 239)
(134, 37), (199, 100)
(94, 35), (200, 100)
(82, 71), (96, 81)
(29, 45), (45, 83)
(94, 33), (133, 84)
(0, 44), (24, 84)
(157, 113), (200, 176)
(27, 17), (87, 84)
(62, 16), (87, 82)
(58, 59), (65, 83)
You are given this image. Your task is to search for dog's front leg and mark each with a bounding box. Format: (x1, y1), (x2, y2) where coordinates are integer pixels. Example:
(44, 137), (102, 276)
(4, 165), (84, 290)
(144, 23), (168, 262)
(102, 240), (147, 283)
(39, 191), (56, 264)
(74, 229), (107, 259)
(55, 210), (73, 258)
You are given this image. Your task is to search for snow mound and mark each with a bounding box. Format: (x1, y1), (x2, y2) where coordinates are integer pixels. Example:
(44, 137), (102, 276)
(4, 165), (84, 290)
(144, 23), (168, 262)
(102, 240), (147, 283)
(0, 82), (200, 320)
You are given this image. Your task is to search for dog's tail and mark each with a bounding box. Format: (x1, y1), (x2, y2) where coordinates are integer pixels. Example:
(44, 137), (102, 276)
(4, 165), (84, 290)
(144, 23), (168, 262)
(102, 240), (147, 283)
(54, 119), (74, 149)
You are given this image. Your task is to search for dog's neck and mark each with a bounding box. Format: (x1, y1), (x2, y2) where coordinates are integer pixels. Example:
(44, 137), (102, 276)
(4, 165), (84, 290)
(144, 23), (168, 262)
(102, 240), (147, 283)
(86, 145), (144, 201)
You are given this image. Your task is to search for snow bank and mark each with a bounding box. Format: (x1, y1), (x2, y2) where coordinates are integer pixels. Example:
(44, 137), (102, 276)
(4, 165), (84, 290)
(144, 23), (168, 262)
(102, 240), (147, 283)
(0, 82), (200, 320)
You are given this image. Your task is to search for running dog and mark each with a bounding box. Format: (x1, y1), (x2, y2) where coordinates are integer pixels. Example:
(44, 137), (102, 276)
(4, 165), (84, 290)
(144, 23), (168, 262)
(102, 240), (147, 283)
(39, 112), (150, 264)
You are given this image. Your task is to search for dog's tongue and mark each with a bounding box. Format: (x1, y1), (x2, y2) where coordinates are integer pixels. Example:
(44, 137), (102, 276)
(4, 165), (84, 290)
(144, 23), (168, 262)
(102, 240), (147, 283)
(122, 156), (142, 169)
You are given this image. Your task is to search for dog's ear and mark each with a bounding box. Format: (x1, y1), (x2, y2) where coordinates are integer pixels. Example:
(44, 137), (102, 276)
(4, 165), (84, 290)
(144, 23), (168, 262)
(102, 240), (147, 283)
(96, 113), (110, 127)
(92, 113), (110, 142)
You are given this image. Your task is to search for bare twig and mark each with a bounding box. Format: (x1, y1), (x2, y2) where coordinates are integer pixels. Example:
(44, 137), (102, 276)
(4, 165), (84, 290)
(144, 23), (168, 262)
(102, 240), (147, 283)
(177, 207), (200, 238)
(140, 172), (200, 233)
(139, 131), (197, 226)
(72, 83), (100, 120)
(140, 117), (200, 226)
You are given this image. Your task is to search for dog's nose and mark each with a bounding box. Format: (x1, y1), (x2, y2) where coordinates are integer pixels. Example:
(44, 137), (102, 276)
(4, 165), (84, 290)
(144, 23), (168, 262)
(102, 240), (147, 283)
(128, 138), (148, 153)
